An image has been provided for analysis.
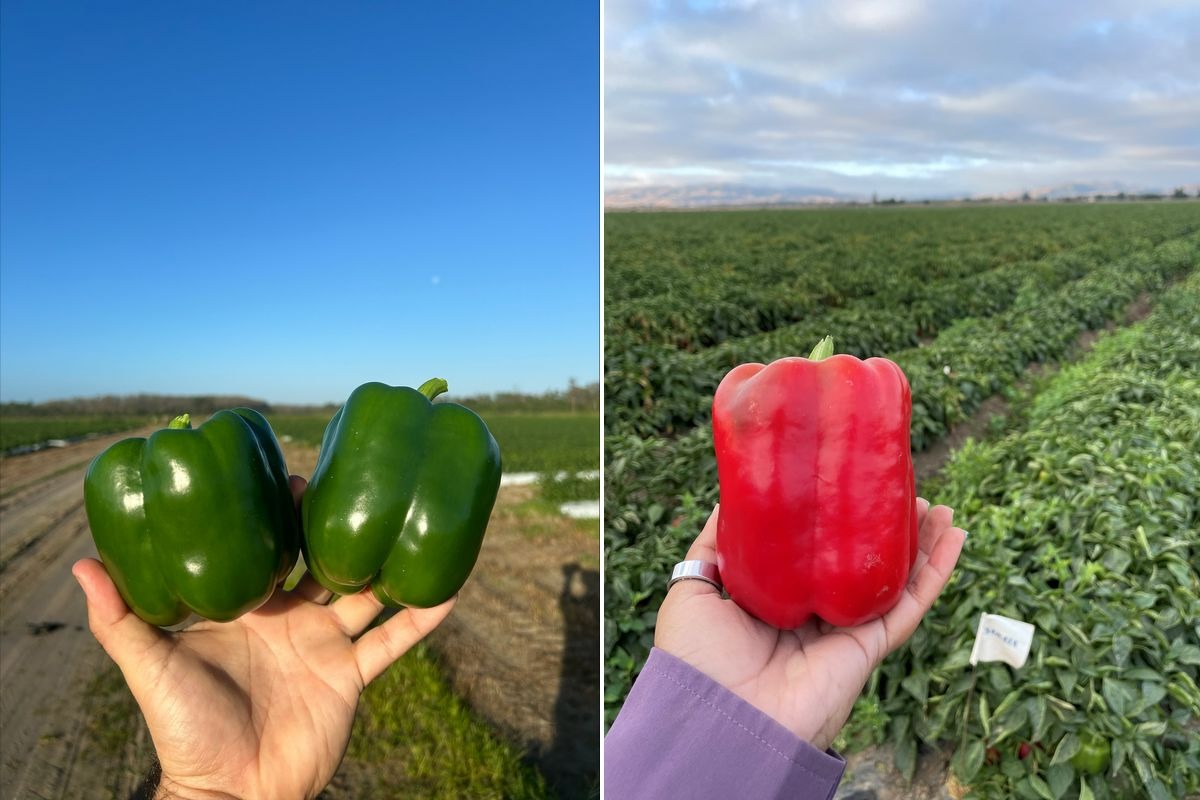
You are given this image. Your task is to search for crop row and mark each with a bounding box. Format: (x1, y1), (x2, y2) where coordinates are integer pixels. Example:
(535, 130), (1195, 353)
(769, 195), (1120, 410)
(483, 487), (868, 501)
(604, 235), (1199, 724)
(607, 237), (1146, 438)
(853, 273), (1200, 799)
(270, 412), (601, 474)
(605, 204), (1200, 349)
(0, 415), (152, 453)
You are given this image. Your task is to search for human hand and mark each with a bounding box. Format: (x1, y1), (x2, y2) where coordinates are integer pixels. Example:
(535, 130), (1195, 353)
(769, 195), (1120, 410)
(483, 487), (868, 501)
(72, 475), (455, 800)
(655, 499), (965, 751)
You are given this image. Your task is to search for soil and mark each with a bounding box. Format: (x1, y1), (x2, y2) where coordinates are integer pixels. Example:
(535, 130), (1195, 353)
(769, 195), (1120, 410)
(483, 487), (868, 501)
(0, 431), (599, 799)
(424, 484), (600, 799)
(0, 426), (159, 799)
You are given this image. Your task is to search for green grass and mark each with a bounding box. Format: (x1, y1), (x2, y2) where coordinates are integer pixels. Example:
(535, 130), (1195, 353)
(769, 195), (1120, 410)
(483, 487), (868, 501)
(270, 411), (600, 474)
(81, 640), (550, 799)
(0, 415), (151, 451)
(345, 642), (550, 800)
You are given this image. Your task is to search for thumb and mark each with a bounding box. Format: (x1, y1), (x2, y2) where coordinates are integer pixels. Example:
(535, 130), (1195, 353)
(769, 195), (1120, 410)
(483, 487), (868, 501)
(72, 558), (169, 668)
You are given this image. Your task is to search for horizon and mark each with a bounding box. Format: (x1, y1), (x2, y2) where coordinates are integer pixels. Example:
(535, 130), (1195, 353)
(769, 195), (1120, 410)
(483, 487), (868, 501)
(604, 182), (1200, 210)
(0, 378), (601, 409)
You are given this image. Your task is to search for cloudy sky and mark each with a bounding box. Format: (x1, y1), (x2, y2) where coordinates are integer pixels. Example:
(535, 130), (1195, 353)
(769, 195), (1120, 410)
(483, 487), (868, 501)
(605, 0), (1199, 202)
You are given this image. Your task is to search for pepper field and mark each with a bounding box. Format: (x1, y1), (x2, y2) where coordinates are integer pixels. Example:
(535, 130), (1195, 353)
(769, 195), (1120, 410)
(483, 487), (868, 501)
(603, 201), (1200, 800)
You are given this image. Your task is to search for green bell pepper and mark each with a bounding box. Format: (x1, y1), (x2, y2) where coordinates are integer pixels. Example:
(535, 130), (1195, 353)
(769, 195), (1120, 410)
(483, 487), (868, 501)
(1071, 730), (1111, 775)
(83, 409), (300, 626)
(301, 379), (501, 608)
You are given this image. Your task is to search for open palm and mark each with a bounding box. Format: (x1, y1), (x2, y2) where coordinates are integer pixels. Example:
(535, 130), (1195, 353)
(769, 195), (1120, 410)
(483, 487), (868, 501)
(655, 499), (965, 750)
(72, 476), (455, 800)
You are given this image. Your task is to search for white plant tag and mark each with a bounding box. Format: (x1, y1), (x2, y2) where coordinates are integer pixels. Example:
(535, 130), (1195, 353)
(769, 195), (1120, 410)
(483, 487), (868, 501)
(969, 612), (1036, 669)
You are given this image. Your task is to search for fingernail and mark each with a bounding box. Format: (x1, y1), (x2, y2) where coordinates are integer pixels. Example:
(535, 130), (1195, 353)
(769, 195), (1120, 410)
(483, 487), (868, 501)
(961, 530), (969, 538)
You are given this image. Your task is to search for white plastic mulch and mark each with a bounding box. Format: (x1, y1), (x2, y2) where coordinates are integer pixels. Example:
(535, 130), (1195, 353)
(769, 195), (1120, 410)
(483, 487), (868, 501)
(498, 471), (600, 519)
(499, 469), (599, 487)
(558, 500), (601, 519)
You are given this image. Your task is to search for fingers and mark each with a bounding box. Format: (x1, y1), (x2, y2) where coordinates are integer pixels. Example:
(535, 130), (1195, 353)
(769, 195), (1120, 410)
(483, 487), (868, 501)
(881, 520), (966, 655)
(72, 558), (170, 668)
(673, 505), (722, 600)
(288, 475), (307, 505)
(330, 588), (388, 636)
(915, 497), (930, 534)
(684, 504), (719, 562)
(292, 573), (334, 605)
(909, 523), (966, 613)
(918, 503), (954, 557)
(354, 596), (456, 685)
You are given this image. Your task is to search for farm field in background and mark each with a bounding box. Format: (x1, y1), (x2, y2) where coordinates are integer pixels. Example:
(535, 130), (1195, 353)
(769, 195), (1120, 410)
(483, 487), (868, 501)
(0, 401), (600, 798)
(604, 201), (1199, 799)
(270, 411), (601, 475)
(0, 415), (152, 453)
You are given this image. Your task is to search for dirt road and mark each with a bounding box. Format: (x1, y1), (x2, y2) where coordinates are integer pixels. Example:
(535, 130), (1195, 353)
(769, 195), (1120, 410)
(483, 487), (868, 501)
(0, 431), (599, 799)
(0, 428), (158, 799)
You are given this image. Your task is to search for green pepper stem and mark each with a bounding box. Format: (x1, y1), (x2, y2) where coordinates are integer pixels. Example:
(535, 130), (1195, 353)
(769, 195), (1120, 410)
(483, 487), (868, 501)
(808, 336), (835, 360)
(168, 413), (192, 430)
(417, 378), (449, 401)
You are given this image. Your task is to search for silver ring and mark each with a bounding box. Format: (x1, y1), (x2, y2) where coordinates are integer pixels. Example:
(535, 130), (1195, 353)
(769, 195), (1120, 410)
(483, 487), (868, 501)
(668, 560), (723, 592)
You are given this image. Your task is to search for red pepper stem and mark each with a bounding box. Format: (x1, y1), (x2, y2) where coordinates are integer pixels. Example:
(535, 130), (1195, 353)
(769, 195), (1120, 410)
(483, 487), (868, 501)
(168, 413), (192, 430)
(417, 378), (449, 401)
(808, 336), (835, 360)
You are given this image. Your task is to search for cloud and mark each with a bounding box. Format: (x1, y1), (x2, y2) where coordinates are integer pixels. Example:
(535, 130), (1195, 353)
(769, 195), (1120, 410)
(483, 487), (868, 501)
(605, 0), (1200, 199)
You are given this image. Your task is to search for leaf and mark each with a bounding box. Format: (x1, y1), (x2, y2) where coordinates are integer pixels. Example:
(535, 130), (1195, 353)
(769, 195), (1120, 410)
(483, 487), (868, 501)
(1176, 644), (1200, 665)
(1102, 678), (1132, 716)
(1029, 774), (1056, 800)
(954, 739), (987, 783)
(1135, 720), (1167, 736)
(1130, 752), (1154, 788)
(1015, 776), (1042, 799)
(1140, 682), (1166, 707)
(1147, 778), (1173, 800)
(890, 713), (911, 747)
(1030, 696), (1050, 741)
(1112, 738), (1127, 776)
(1046, 763), (1074, 799)
(992, 689), (1023, 720)
(1111, 635), (1132, 669)
(901, 672), (929, 705)
(1056, 669), (1078, 698)
(1051, 733), (1081, 765)
(1079, 776), (1096, 800)
(894, 735), (917, 781)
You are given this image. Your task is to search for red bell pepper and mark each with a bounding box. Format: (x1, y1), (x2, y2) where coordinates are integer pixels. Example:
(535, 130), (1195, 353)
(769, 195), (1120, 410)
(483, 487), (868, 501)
(713, 337), (918, 629)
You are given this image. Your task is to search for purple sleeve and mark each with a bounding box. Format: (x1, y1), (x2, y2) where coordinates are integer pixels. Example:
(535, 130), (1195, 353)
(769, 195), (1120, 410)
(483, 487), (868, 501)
(604, 647), (845, 800)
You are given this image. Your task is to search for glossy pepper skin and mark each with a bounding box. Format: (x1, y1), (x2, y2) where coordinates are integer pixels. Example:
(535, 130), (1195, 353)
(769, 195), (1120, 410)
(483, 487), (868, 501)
(713, 337), (918, 629)
(301, 379), (501, 608)
(83, 409), (300, 626)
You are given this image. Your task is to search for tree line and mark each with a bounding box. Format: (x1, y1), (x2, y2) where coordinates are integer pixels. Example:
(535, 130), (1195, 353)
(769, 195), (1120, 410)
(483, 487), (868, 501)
(1, 382), (600, 418)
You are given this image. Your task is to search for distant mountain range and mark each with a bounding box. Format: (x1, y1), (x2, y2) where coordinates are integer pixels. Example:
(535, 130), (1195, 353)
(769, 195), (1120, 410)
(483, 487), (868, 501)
(604, 180), (1199, 209)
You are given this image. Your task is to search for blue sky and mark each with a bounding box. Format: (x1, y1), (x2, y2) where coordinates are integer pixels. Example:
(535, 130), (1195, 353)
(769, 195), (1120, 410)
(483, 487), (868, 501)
(606, 0), (1198, 205)
(1, 2), (598, 404)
